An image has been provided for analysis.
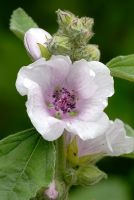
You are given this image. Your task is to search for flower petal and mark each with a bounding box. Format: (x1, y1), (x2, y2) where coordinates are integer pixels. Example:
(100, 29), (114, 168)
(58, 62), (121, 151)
(16, 58), (50, 95)
(76, 119), (134, 157)
(76, 134), (106, 157)
(88, 61), (114, 101)
(77, 98), (104, 121)
(76, 61), (114, 121)
(24, 28), (52, 60)
(45, 55), (72, 86)
(105, 119), (134, 156)
(16, 55), (71, 96)
(67, 59), (97, 99)
(26, 84), (65, 141)
(65, 112), (109, 140)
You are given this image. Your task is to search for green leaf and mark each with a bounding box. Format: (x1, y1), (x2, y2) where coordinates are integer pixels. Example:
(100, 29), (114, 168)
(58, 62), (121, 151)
(107, 54), (134, 82)
(10, 8), (38, 40)
(0, 128), (56, 200)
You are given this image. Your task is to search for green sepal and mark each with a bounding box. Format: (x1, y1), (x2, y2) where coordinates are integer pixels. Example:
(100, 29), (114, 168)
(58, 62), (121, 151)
(79, 153), (104, 166)
(38, 44), (51, 60)
(66, 137), (79, 167)
(66, 136), (104, 167)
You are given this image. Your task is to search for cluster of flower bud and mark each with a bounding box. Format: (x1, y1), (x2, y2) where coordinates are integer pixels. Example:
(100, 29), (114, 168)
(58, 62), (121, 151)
(48, 9), (100, 61)
(56, 10), (94, 44)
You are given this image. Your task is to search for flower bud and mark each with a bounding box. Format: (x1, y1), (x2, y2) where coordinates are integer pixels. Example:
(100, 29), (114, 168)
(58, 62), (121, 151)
(64, 168), (77, 185)
(48, 35), (72, 56)
(24, 28), (52, 60)
(56, 10), (94, 44)
(76, 165), (107, 186)
(81, 17), (94, 31)
(68, 18), (94, 44)
(56, 9), (75, 28)
(74, 44), (100, 61)
(45, 181), (58, 200)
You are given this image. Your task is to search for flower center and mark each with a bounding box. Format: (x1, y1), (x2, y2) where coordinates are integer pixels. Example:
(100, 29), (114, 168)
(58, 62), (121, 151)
(46, 87), (78, 118)
(52, 87), (77, 114)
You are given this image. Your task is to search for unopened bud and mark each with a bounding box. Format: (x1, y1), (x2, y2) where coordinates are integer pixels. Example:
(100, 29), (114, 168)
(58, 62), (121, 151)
(45, 181), (58, 200)
(81, 17), (94, 31)
(64, 168), (77, 185)
(77, 165), (107, 186)
(48, 35), (72, 56)
(68, 18), (94, 44)
(56, 9), (75, 28)
(24, 28), (52, 60)
(74, 44), (100, 61)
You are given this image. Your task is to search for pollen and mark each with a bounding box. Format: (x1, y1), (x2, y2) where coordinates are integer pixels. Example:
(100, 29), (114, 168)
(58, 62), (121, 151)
(52, 87), (77, 114)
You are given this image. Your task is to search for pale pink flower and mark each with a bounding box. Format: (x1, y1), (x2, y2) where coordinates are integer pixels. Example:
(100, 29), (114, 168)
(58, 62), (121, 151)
(45, 181), (58, 200)
(66, 119), (134, 157)
(16, 55), (114, 141)
(24, 28), (52, 60)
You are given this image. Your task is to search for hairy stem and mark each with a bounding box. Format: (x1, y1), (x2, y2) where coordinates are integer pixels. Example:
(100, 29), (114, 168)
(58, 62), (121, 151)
(55, 134), (66, 179)
(55, 133), (71, 200)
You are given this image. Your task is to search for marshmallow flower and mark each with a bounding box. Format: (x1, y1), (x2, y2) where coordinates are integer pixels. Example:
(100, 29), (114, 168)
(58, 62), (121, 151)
(24, 28), (52, 60)
(66, 119), (134, 157)
(16, 55), (114, 141)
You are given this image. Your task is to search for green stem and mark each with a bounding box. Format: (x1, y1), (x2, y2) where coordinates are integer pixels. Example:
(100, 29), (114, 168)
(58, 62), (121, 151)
(55, 134), (66, 179)
(54, 133), (72, 200)
(54, 134), (67, 200)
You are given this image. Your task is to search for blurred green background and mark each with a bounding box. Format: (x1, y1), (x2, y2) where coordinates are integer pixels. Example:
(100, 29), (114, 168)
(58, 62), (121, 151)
(0, 0), (134, 199)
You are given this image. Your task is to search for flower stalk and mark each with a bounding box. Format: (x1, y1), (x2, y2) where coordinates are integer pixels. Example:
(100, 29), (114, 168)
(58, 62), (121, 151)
(54, 133), (69, 200)
(55, 134), (66, 179)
